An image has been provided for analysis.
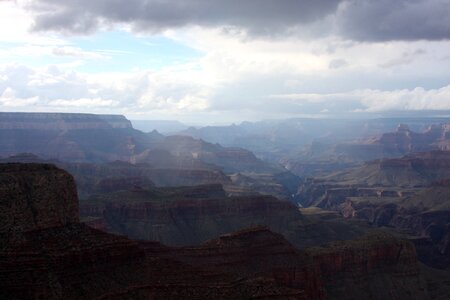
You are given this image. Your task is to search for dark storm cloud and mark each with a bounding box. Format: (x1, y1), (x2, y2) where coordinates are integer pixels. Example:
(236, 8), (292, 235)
(336, 0), (450, 41)
(28, 0), (341, 36)
(27, 0), (450, 41)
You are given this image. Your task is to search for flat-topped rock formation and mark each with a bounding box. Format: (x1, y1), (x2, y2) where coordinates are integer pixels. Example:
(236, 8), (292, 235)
(0, 112), (132, 130)
(0, 113), (147, 162)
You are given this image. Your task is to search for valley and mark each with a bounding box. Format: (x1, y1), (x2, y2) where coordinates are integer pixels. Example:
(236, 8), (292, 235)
(0, 112), (449, 299)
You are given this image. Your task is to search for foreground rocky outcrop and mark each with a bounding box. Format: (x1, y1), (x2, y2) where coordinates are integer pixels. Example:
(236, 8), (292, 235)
(0, 163), (435, 299)
(0, 163), (79, 233)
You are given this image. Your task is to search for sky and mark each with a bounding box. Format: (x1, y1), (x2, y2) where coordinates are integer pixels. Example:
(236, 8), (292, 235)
(0, 0), (450, 124)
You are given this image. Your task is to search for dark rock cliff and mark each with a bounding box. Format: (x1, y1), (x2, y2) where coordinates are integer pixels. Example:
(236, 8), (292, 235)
(0, 163), (432, 299)
(0, 163), (78, 234)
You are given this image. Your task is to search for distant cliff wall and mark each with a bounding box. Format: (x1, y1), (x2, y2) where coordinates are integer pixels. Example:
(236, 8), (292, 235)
(0, 112), (132, 130)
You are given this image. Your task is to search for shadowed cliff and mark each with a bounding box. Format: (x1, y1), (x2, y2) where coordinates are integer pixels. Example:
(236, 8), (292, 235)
(0, 163), (432, 299)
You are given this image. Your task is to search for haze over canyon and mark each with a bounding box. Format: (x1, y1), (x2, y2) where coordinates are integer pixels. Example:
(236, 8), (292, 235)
(1, 0), (450, 299)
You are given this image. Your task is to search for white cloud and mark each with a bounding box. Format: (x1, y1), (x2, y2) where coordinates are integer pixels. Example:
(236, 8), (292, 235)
(272, 86), (450, 112)
(49, 98), (118, 107)
(1, 3), (450, 123)
(0, 63), (217, 116)
(0, 1), (65, 46)
(52, 46), (109, 60)
(357, 87), (450, 111)
(0, 87), (39, 107)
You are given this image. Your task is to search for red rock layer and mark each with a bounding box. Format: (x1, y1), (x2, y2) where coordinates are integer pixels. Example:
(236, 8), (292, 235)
(0, 163), (430, 299)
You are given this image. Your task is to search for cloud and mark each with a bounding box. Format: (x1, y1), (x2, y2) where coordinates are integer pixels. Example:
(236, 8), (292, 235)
(48, 98), (118, 107)
(1, 60), (450, 123)
(272, 86), (450, 112)
(335, 0), (450, 41)
(28, 0), (341, 36)
(0, 87), (39, 107)
(328, 58), (348, 69)
(0, 63), (217, 116)
(0, 1), (66, 45)
(52, 46), (108, 60)
(377, 49), (427, 69)
(24, 0), (450, 42)
(357, 86), (450, 111)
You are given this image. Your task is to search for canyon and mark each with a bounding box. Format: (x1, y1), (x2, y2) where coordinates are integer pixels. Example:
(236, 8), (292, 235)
(0, 163), (431, 299)
(295, 151), (450, 271)
(1, 112), (449, 298)
(0, 112), (297, 200)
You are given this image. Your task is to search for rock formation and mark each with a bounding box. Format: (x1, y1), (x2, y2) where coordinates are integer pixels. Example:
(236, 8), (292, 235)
(295, 150), (450, 271)
(282, 121), (450, 177)
(339, 185), (450, 269)
(0, 163), (78, 234)
(0, 163), (434, 299)
(0, 112), (133, 130)
(0, 113), (147, 162)
(296, 151), (450, 208)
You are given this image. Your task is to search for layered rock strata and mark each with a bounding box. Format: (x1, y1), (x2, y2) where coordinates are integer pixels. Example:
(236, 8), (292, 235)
(0, 163), (431, 299)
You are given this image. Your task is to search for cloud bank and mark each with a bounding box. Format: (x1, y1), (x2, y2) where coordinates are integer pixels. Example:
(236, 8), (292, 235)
(1, 64), (450, 121)
(26, 0), (450, 41)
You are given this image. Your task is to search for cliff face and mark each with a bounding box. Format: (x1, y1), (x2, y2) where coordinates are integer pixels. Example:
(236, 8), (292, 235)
(296, 151), (450, 208)
(0, 163), (432, 299)
(0, 163), (78, 233)
(0, 113), (144, 162)
(339, 185), (450, 269)
(374, 123), (450, 154)
(0, 112), (132, 130)
(81, 192), (304, 246)
(282, 122), (450, 178)
(296, 179), (407, 209)
(62, 160), (232, 199)
(295, 150), (450, 272)
(307, 231), (426, 299)
(0, 112), (282, 180)
(79, 183), (375, 249)
(165, 226), (326, 300)
(151, 135), (279, 173)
